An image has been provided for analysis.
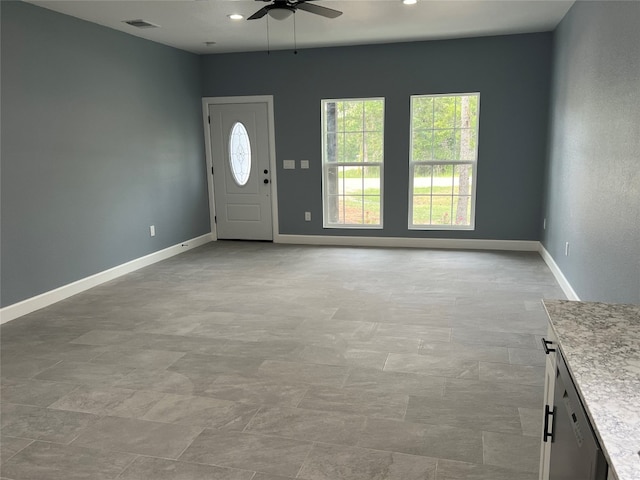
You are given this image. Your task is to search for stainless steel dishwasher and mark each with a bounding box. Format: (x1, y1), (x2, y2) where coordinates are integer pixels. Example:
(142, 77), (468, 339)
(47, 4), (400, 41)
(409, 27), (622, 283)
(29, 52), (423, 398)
(546, 350), (608, 480)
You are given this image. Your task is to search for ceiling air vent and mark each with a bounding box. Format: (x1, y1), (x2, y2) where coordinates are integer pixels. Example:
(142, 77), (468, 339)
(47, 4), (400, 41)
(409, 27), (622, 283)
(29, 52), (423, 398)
(123, 19), (160, 29)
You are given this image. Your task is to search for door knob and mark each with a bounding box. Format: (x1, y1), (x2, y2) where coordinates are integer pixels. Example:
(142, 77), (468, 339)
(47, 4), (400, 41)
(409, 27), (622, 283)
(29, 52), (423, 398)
(264, 179), (269, 184)
(264, 169), (269, 174)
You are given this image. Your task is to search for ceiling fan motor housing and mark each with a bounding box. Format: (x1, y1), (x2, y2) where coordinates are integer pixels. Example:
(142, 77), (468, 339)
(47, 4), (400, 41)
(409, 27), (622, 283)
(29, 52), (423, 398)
(248, 0), (342, 21)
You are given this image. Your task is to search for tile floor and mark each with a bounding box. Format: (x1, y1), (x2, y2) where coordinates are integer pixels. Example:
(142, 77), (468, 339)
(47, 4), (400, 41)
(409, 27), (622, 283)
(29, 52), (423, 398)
(0, 241), (565, 479)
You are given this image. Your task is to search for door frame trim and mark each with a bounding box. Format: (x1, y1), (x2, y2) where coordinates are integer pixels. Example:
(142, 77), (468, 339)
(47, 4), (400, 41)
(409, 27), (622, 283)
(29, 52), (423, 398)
(202, 95), (279, 240)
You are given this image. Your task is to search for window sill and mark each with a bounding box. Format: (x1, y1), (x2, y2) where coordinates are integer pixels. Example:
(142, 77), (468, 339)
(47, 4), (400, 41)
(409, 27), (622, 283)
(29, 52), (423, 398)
(408, 225), (475, 231)
(323, 225), (384, 230)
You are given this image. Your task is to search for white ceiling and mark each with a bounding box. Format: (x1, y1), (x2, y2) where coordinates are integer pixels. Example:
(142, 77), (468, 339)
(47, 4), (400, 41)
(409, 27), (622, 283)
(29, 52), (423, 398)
(26, 0), (574, 54)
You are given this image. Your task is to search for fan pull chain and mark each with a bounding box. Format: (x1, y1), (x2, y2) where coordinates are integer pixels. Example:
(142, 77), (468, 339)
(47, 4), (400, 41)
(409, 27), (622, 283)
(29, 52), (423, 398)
(266, 15), (270, 55)
(293, 12), (298, 55)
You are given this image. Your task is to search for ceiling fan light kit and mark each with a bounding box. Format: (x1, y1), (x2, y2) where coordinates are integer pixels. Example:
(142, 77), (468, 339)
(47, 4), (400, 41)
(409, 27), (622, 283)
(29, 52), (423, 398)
(268, 7), (294, 20)
(248, 0), (343, 21)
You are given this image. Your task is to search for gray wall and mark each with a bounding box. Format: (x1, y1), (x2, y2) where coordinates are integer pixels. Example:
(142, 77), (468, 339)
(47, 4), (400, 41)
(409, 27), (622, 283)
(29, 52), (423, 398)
(543, 1), (640, 303)
(201, 34), (553, 240)
(1, 1), (210, 307)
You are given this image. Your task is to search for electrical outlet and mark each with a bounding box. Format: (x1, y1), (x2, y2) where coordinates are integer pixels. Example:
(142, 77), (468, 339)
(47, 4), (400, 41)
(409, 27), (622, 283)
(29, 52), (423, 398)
(565, 241), (570, 256)
(150, 225), (156, 237)
(283, 160), (296, 170)
(300, 160), (310, 169)
(305, 211), (311, 221)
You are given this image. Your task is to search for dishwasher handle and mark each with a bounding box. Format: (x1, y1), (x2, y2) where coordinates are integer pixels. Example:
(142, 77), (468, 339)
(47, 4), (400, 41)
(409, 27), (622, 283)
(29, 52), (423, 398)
(541, 337), (556, 354)
(543, 404), (555, 443)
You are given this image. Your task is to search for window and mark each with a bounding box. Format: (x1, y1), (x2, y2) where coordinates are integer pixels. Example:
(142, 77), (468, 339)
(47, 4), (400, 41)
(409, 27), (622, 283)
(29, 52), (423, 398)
(409, 93), (479, 229)
(229, 122), (251, 186)
(322, 98), (384, 228)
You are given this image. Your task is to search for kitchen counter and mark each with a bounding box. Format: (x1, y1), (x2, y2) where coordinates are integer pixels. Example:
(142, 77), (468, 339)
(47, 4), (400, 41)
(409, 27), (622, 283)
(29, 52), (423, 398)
(543, 300), (640, 480)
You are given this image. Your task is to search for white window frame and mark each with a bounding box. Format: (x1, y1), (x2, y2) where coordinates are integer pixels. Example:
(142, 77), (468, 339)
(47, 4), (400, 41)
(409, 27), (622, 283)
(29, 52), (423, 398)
(408, 93), (480, 230)
(321, 97), (385, 229)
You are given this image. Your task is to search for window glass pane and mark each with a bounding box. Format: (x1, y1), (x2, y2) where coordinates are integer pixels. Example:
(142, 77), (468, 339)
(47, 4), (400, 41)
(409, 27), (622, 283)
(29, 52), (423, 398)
(412, 195), (432, 225)
(326, 194), (341, 224)
(412, 97), (434, 130)
(433, 167), (454, 196)
(453, 164), (472, 197)
(364, 131), (384, 163)
(325, 132), (337, 163)
(337, 166), (347, 194)
(412, 130), (433, 162)
(431, 196), (453, 225)
(344, 132), (364, 162)
(229, 122), (251, 186)
(457, 129), (477, 161)
(335, 132), (346, 163)
(433, 129), (456, 161)
(364, 166), (381, 195)
(344, 166), (364, 196)
(326, 166), (340, 195)
(325, 102), (338, 133)
(364, 196), (381, 225)
(413, 165), (433, 195)
(453, 96), (462, 129)
(434, 96), (456, 129)
(364, 100), (384, 132)
(343, 101), (364, 132)
(453, 195), (472, 226)
(335, 102), (345, 132)
(343, 196), (364, 224)
(466, 95), (479, 126)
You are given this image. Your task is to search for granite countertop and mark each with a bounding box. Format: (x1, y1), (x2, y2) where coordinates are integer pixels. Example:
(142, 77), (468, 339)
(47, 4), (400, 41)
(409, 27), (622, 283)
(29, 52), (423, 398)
(543, 300), (640, 480)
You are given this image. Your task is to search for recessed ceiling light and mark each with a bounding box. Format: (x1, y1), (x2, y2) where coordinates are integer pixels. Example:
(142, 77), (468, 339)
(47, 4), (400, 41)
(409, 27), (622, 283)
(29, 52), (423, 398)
(228, 13), (244, 20)
(403, 0), (418, 4)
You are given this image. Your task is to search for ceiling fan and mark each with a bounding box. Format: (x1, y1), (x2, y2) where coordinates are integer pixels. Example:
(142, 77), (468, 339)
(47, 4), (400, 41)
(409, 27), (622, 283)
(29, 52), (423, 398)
(247, 0), (343, 21)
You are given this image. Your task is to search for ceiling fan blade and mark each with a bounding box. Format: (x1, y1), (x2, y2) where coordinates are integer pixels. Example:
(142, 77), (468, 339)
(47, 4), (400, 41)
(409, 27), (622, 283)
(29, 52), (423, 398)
(248, 6), (270, 20)
(296, 2), (343, 18)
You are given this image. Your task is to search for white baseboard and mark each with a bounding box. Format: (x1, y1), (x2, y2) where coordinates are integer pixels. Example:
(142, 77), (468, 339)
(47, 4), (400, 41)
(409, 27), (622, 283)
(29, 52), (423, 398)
(1, 234), (575, 324)
(275, 234), (540, 252)
(538, 244), (580, 300)
(0, 234), (213, 325)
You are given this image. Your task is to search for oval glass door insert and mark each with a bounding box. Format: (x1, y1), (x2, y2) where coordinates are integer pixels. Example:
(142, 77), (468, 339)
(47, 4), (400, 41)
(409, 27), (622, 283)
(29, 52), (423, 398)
(229, 122), (251, 186)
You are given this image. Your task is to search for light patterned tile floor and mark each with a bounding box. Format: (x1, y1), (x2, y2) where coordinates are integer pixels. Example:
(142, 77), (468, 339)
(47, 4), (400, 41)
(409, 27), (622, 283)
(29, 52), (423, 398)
(0, 241), (564, 479)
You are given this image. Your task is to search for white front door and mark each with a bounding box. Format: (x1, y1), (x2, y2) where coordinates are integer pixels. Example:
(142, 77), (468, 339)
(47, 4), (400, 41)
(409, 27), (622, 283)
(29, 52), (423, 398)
(209, 102), (273, 240)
